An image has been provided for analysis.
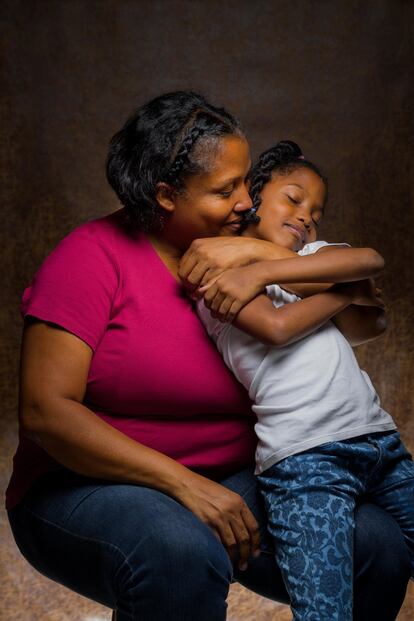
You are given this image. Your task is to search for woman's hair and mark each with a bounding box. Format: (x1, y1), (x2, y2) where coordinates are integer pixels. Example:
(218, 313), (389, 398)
(106, 91), (243, 231)
(244, 140), (326, 225)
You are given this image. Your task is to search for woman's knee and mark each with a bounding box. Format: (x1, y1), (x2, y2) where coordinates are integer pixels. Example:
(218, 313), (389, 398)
(116, 514), (232, 620)
(10, 480), (233, 620)
(354, 503), (410, 578)
(353, 503), (410, 621)
(126, 513), (232, 592)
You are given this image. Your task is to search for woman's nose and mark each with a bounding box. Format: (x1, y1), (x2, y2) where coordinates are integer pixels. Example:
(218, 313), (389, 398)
(233, 185), (253, 212)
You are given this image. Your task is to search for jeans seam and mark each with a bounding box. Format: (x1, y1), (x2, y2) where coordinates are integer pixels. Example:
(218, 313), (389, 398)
(64, 485), (107, 524)
(20, 503), (133, 571)
(21, 501), (124, 549)
(369, 474), (414, 495)
(238, 482), (258, 501)
(237, 481), (274, 555)
(19, 503), (136, 616)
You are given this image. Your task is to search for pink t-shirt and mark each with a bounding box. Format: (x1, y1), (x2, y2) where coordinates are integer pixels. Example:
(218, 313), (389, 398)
(6, 209), (256, 509)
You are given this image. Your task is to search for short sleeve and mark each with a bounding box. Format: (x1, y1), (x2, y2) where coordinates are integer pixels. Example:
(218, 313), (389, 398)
(265, 284), (300, 307)
(299, 240), (351, 256)
(21, 228), (120, 352)
(196, 298), (229, 343)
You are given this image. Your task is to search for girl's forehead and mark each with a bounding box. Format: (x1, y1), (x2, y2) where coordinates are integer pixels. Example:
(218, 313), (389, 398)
(275, 167), (322, 185)
(264, 167), (326, 209)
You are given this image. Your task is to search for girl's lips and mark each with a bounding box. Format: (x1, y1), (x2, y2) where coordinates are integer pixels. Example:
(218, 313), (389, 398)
(284, 224), (305, 243)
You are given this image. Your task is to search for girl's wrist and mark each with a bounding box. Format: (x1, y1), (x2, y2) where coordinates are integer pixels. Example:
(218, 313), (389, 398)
(329, 283), (355, 304)
(243, 238), (293, 264)
(254, 239), (296, 262)
(244, 261), (271, 291)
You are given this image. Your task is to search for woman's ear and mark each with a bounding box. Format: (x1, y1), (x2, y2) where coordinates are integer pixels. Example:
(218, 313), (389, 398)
(155, 182), (177, 213)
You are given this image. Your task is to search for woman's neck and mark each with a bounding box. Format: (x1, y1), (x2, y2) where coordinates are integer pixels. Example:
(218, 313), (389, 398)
(146, 233), (183, 281)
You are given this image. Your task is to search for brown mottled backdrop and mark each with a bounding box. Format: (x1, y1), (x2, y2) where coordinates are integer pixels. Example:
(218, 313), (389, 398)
(1, 1), (413, 619)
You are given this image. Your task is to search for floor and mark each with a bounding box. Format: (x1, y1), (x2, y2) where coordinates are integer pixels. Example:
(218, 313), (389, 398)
(1, 416), (413, 620)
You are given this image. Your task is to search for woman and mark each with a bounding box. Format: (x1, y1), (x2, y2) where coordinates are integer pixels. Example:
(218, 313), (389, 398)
(7, 91), (410, 620)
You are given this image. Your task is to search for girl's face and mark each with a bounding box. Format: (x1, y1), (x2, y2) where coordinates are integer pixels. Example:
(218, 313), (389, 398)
(157, 135), (252, 251)
(245, 167), (326, 252)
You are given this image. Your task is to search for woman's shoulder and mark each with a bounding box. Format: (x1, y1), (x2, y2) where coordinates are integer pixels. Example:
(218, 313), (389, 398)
(21, 210), (133, 351)
(66, 208), (148, 259)
(64, 207), (127, 245)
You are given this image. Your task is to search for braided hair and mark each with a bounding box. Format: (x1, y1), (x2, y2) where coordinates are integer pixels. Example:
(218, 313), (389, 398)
(243, 140), (325, 226)
(106, 92), (242, 232)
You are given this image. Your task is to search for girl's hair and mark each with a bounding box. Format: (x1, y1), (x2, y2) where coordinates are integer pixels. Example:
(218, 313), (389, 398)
(244, 140), (326, 225)
(106, 91), (242, 232)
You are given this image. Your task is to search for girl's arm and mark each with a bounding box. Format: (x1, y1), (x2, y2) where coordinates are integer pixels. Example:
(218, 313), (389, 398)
(230, 281), (380, 347)
(200, 247), (384, 323)
(302, 247), (388, 346)
(179, 237), (383, 298)
(244, 246), (384, 289)
(331, 305), (387, 346)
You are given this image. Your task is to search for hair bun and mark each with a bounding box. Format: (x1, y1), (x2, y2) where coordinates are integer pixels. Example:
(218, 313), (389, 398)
(255, 140), (303, 176)
(275, 140), (303, 161)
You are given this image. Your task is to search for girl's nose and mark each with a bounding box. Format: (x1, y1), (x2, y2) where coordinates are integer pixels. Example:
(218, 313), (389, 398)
(297, 213), (311, 228)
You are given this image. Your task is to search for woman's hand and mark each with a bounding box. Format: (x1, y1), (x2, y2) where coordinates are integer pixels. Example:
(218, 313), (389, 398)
(20, 321), (260, 575)
(178, 236), (280, 291)
(176, 470), (261, 571)
(198, 264), (266, 323)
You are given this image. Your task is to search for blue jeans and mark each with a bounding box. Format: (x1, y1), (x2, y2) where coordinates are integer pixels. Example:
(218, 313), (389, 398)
(8, 464), (410, 621)
(258, 431), (414, 621)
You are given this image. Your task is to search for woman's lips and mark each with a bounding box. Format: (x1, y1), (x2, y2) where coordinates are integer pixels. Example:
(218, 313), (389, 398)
(225, 219), (243, 231)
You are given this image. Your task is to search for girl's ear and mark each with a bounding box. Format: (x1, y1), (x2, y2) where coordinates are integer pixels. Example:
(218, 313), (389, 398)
(155, 182), (177, 213)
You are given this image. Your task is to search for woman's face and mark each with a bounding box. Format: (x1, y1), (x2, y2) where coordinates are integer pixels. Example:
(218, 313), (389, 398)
(160, 135), (252, 250)
(245, 167), (326, 252)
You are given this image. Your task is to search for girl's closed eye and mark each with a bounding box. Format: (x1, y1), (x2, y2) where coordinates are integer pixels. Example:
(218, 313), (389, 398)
(312, 210), (324, 228)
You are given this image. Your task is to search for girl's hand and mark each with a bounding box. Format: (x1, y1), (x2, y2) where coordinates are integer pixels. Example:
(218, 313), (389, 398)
(340, 279), (385, 308)
(176, 471), (261, 571)
(198, 264), (266, 323)
(178, 237), (273, 292)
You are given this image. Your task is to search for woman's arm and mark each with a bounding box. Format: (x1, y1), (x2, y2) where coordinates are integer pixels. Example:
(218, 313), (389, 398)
(178, 236), (295, 290)
(199, 247), (384, 323)
(20, 320), (261, 569)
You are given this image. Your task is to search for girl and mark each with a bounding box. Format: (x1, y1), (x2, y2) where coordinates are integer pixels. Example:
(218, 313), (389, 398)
(196, 141), (414, 621)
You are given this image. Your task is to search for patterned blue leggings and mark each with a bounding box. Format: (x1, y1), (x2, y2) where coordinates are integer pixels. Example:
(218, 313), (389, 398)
(257, 431), (414, 621)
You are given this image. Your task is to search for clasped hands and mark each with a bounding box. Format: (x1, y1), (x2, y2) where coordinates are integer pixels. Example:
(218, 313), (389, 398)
(178, 237), (385, 324)
(178, 237), (268, 323)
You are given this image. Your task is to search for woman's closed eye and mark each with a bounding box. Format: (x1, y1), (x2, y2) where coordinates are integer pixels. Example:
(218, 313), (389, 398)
(216, 185), (234, 197)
